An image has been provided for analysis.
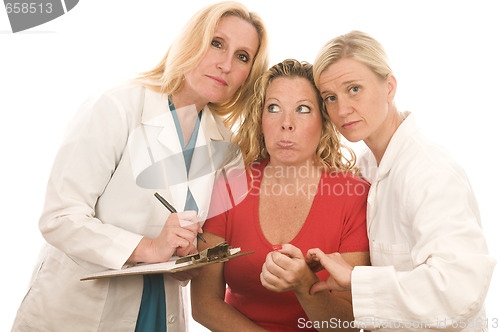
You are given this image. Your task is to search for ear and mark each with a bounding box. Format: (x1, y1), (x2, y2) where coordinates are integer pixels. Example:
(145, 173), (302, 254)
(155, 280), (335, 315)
(386, 74), (397, 103)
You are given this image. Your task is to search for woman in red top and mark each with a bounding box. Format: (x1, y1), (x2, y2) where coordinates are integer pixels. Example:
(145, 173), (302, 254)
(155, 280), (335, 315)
(191, 59), (370, 331)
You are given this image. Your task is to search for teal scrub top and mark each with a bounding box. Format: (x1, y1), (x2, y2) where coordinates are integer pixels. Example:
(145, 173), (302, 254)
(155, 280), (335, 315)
(135, 99), (201, 332)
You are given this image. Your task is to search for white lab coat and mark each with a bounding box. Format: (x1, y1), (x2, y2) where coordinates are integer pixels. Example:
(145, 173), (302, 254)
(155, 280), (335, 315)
(352, 112), (496, 331)
(12, 83), (231, 332)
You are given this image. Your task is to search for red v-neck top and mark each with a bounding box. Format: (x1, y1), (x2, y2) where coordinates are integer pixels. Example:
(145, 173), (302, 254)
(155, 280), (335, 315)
(203, 161), (369, 331)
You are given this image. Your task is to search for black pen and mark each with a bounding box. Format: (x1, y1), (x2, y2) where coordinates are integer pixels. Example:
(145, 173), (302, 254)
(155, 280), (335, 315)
(154, 192), (206, 243)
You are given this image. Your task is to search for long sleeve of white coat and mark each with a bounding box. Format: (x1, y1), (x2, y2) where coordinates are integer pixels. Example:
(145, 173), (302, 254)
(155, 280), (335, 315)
(352, 156), (496, 330)
(38, 91), (143, 270)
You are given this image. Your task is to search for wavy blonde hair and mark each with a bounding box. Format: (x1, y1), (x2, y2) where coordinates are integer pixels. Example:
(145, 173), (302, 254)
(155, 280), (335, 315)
(137, 1), (269, 128)
(234, 59), (357, 173)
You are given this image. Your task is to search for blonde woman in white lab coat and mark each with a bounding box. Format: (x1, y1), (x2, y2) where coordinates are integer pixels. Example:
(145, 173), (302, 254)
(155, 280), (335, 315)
(11, 2), (269, 331)
(307, 31), (495, 331)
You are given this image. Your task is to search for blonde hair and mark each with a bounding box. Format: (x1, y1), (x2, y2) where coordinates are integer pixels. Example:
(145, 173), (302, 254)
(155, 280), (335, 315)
(234, 59), (356, 173)
(138, 1), (269, 128)
(313, 30), (392, 85)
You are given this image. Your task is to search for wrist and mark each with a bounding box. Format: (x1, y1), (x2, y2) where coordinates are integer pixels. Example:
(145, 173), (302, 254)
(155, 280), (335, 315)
(294, 270), (320, 296)
(128, 237), (154, 263)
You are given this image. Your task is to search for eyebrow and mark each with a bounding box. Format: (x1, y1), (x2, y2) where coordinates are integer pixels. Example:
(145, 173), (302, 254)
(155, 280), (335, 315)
(320, 79), (360, 95)
(341, 79), (359, 87)
(296, 99), (315, 104)
(264, 98), (315, 105)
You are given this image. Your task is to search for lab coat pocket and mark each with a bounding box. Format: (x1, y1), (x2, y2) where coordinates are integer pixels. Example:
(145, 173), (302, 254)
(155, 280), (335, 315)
(370, 240), (413, 270)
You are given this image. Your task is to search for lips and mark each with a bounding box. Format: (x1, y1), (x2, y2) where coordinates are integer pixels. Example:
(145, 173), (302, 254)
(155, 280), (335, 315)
(342, 121), (360, 129)
(277, 140), (295, 148)
(207, 75), (227, 86)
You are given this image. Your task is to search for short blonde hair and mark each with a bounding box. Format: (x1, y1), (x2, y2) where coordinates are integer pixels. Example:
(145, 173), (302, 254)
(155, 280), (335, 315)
(234, 59), (356, 173)
(313, 30), (392, 85)
(138, 1), (269, 128)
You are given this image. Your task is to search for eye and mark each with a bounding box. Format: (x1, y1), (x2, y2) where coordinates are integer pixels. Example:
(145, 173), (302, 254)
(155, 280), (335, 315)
(297, 105), (311, 113)
(211, 39), (222, 48)
(237, 53), (250, 63)
(267, 104), (280, 113)
(324, 95), (336, 103)
(348, 86), (360, 95)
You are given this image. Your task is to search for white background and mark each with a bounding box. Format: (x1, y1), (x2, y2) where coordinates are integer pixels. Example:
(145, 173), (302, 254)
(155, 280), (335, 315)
(1, 0), (499, 330)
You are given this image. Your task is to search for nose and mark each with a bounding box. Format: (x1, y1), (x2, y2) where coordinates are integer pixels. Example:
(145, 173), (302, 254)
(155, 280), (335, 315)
(281, 112), (294, 132)
(337, 97), (353, 117)
(216, 52), (232, 72)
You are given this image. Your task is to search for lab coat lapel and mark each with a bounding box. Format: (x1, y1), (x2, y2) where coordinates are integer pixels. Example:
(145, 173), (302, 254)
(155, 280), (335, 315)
(188, 106), (225, 220)
(141, 89), (183, 156)
(141, 88), (187, 211)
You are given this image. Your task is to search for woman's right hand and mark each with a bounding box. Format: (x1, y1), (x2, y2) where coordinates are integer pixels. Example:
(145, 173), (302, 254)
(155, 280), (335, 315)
(128, 211), (201, 264)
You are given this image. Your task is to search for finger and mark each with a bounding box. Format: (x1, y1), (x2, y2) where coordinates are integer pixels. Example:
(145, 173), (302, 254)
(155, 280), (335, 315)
(172, 268), (201, 282)
(168, 236), (191, 252)
(177, 210), (198, 227)
(307, 260), (325, 273)
(270, 250), (294, 271)
(165, 213), (181, 227)
(263, 252), (286, 277)
(177, 243), (197, 257)
(179, 222), (201, 233)
(172, 227), (198, 242)
(306, 248), (326, 262)
(260, 268), (283, 291)
(170, 271), (190, 282)
(280, 244), (304, 259)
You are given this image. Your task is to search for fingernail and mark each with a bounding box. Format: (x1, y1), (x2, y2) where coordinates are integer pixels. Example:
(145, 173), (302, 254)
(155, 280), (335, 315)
(272, 244), (282, 251)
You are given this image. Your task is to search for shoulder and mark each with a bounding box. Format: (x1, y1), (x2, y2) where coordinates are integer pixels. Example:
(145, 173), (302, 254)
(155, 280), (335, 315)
(389, 132), (474, 212)
(95, 82), (145, 105)
(322, 171), (370, 189)
(320, 171), (370, 201)
(81, 82), (145, 121)
(396, 131), (468, 184)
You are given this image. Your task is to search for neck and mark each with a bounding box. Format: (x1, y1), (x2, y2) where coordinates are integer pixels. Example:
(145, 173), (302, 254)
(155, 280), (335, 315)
(264, 160), (322, 185)
(364, 107), (403, 165)
(170, 88), (206, 113)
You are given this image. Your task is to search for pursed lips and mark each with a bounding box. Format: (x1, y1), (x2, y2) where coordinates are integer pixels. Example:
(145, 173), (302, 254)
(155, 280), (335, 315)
(277, 140), (295, 148)
(207, 75), (228, 86)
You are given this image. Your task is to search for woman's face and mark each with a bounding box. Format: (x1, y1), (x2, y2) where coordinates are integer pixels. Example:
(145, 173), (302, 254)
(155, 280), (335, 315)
(183, 15), (259, 109)
(317, 57), (396, 143)
(262, 77), (323, 168)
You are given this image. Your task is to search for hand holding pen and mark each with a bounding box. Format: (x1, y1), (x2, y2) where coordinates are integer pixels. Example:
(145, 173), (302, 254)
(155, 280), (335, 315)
(127, 209), (200, 264)
(154, 192), (206, 243)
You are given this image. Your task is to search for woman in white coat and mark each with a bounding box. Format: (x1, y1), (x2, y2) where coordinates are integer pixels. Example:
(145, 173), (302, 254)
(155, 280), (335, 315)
(12, 2), (269, 331)
(307, 31), (495, 331)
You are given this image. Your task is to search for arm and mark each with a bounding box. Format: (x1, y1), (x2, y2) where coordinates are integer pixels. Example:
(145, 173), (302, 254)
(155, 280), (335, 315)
(39, 93), (141, 269)
(328, 166), (495, 328)
(190, 232), (268, 332)
(261, 244), (369, 332)
(39, 90), (200, 270)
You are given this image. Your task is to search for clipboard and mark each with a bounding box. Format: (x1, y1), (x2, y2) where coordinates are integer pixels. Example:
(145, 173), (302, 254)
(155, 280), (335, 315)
(81, 242), (253, 281)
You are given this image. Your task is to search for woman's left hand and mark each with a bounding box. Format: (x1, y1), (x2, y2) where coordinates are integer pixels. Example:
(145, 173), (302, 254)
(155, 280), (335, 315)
(170, 268), (201, 282)
(260, 244), (318, 294)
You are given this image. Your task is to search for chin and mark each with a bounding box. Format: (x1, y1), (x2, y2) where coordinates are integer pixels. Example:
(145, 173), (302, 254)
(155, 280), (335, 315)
(206, 89), (235, 105)
(340, 132), (364, 143)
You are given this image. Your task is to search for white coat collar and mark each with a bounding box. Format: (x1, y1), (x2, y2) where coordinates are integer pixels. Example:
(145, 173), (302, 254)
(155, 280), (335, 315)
(360, 111), (416, 184)
(140, 88), (228, 218)
(141, 88), (225, 151)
